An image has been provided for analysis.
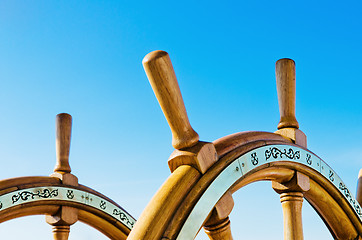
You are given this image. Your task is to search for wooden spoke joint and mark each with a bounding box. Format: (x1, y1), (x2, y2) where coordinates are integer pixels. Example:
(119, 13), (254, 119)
(168, 141), (218, 174)
(275, 128), (307, 148)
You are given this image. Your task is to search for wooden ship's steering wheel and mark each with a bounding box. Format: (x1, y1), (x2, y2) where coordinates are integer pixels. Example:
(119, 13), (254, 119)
(127, 51), (362, 240)
(1, 50), (362, 240)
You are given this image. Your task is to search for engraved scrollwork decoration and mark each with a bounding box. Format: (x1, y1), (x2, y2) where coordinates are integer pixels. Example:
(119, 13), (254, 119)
(67, 190), (74, 199)
(100, 200), (107, 210)
(12, 189), (58, 204)
(329, 170), (334, 182)
(306, 153), (312, 165)
(339, 183), (362, 217)
(265, 147), (300, 161)
(251, 152), (258, 166)
(113, 209), (134, 227)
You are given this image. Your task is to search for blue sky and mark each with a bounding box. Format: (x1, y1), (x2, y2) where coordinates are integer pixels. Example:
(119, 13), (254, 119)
(0, 1), (361, 239)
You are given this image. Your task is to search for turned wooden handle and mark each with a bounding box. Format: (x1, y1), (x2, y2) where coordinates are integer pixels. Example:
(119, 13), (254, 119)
(54, 113), (72, 173)
(276, 58), (299, 129)
(143, 50), (199, 149)
(52, 226), (70, 240)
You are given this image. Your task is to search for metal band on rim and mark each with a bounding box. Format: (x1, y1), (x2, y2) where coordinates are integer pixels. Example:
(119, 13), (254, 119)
(176, 144), (362, 239)
(0, 186), (136, 230)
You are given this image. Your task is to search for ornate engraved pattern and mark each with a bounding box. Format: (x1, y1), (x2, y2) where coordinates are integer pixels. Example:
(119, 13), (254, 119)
(12, 189), (58, 204)
(329, 170), (334, 182)
(250, 152), (258, 165)
(265, 147), (300, 160)
(100, 200), (107, 210)
(306, 153), (312, 165)
(0, 186), (136, 230)
(113, 209), (134, 227)
(67, 190), (74, 199)
(339, 183), (362, 217)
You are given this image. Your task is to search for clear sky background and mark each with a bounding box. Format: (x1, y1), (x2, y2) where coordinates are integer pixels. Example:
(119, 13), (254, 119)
(0, 1), (361, 239)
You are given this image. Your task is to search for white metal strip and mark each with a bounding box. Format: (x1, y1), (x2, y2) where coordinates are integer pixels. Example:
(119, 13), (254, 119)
(0, 186), (136, 229)
(176, 160), (242, 239)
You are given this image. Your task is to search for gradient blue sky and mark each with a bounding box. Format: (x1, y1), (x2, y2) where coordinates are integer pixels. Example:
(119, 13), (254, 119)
(0, 1), (361, 239)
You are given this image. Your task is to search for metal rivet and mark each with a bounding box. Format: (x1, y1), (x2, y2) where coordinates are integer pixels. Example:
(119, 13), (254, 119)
(236, 167), (239, 171)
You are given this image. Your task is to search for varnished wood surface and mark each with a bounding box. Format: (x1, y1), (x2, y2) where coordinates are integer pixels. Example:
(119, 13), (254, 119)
(143, 50), (199, 150)
(0, 176), (61, 196)
(280, 192), (305, 240)
(305, 180), (359, 239)
(204, 217), (233, 240)
(356, 169), (362, 205)
(168, 141), (218, 173)
(205, 191), (234, 226)
(213, 131), (290, 158)
(52, 226), (70, 240)
(127, 165), (200, 240)
(275, 128), (307, 148)
(78, 209), (129, 240)
(54, 113), (72, 173)
(276, 58), (299, 129)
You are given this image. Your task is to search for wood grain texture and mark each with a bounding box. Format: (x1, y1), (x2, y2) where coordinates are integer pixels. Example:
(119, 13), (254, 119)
(213, 131), (290, 158)
(78, 210), (129, 240)
(276, 59), (299, 129)
(127, 165), (201, 240)
(54, 113), (72, 173)
(204, 217), (233, 240)
(203, 191), (234, 240)
(143, 50), (199, 149)
(275, 128), (307, 148)
(168, 141), (218, 173)
(0, 176), (61, 195)
(52, 225), (70, 240)
(356, 169), (362, 205)
(46, 205), (79, 226)
(272, 171), (310, 194)
(280, 192), (304, 240)
(48, 114), (79, 232)
(305, 179), (360, 239)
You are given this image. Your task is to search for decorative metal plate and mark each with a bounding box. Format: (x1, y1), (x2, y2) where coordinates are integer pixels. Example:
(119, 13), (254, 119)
(0, 186), (136, 230)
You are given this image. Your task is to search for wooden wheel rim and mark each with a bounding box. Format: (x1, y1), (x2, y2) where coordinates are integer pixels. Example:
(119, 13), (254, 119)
(0, 178), (135, 240)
